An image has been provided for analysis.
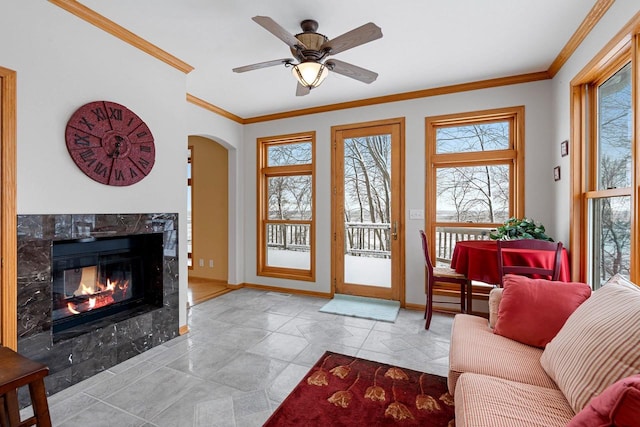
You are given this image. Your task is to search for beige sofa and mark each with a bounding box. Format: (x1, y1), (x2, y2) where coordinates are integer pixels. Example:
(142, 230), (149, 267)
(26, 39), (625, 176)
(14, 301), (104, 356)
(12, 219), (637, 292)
(448, 274), (640, 427)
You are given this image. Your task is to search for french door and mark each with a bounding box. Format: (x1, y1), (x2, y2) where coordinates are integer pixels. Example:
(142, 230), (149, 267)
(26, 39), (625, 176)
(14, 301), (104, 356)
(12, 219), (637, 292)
(331, 118), (404, 302)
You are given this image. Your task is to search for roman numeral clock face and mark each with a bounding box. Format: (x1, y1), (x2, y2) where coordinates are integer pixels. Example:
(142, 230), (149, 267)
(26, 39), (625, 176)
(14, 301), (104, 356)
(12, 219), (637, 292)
(65, 101), (155, 186)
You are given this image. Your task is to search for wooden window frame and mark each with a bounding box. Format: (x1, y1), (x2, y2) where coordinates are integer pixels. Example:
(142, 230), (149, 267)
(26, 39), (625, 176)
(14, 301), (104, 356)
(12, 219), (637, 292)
(425, 106), (525, 294)
(570, 22), (640, 284)
(257, 132), (316, 281)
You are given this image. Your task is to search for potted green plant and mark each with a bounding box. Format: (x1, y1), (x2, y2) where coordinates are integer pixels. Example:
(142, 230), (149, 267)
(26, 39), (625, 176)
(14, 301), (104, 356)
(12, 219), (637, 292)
(489, 217), (554, 241)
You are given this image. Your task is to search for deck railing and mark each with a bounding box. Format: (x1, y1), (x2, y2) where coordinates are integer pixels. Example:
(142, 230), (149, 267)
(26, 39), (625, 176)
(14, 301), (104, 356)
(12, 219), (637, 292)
(266, 223), (495, 263)
(435, 227), (493, 264)
(345, 222), (391, 258)
(266, 223), (310, 252)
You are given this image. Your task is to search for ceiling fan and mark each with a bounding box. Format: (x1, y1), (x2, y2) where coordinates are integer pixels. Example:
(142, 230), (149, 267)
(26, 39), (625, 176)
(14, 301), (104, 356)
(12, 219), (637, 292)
(232, 16), (383, 96)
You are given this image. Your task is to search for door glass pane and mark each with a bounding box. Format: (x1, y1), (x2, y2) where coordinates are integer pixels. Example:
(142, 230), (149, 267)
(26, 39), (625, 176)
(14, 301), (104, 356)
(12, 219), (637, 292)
(267, 176), (312, 220)
(436, 121), (510, 154)
(597, 62), (632, 190)
(267, 142), (312, 166)
(265, 222), (310, 269)
(435, 165), (510, 223)
(589, 196), (631, 288)
(343, 134), (391, 287)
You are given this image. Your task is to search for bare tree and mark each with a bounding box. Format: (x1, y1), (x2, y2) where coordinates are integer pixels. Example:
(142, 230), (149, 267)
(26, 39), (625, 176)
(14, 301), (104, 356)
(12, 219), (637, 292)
(435, 123), (510, 223)
(595, 63), (632, 282)
(343, 135), (392, 254)
(266, 143), (313, 250)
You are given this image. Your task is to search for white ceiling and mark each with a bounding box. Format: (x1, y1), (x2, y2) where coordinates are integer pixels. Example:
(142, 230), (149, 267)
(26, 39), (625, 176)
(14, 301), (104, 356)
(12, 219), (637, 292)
(80, 0), (598, 118)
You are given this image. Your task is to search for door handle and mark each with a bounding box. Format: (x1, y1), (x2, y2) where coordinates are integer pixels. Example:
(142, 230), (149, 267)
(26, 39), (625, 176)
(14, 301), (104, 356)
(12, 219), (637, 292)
(392, 221), (398, 240)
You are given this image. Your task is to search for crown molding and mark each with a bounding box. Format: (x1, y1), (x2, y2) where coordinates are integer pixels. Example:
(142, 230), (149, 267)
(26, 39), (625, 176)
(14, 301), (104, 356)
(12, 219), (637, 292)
(548, 0), (615, 77)
(186, 94), (245, 124)
(48, 0), (194, 74)
(243, 71), (550, 124)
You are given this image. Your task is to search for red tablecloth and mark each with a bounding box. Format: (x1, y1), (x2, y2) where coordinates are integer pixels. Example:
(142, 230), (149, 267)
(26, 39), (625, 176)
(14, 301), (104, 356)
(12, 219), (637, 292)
(450, 240), (570, 285)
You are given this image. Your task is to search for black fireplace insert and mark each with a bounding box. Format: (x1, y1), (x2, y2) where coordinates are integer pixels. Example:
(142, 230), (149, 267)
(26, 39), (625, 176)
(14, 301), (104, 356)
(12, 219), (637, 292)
(51, 233), (164, 339)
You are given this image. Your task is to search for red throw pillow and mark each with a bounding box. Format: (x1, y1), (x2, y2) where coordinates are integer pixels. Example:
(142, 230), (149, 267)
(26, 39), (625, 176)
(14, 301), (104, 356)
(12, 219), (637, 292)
(493, 274), (591, 348)
(567, 374), (640, 427)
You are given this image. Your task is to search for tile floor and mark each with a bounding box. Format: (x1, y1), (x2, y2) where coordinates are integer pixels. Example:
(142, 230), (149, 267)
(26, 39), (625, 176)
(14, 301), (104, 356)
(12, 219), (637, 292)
(33, 288), (454, 426)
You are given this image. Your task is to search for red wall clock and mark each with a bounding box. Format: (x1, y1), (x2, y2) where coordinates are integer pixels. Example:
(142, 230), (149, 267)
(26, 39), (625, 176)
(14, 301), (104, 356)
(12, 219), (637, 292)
(65, 101), (155, 186)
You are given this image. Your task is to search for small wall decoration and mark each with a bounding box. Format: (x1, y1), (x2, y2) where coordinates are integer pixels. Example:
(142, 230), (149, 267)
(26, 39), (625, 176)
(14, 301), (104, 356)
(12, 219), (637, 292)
(560, 140), (569, 157)
(554, 166), (561, 181)
(65, 101), (155, 186)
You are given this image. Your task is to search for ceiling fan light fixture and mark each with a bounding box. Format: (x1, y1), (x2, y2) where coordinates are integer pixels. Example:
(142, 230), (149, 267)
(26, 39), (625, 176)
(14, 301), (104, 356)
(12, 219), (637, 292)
(292, 61), (328, 88)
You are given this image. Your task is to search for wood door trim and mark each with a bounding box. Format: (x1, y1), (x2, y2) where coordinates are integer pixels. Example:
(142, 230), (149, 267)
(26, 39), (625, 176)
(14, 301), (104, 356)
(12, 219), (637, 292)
(0, 66), (17, 350)
(331, 117), (405, 305)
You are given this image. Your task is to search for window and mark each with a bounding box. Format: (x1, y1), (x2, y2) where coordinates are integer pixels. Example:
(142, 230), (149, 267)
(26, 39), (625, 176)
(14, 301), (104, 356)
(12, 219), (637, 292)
(257, 132), (315, 281)
(187, 146), (193, 268)
(425, 107), (524, 272)
(571, 31), (639, 288)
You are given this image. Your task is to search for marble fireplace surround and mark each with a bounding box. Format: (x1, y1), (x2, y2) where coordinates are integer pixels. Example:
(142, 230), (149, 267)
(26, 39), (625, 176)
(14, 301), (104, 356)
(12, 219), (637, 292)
(17, 213), (179, 397)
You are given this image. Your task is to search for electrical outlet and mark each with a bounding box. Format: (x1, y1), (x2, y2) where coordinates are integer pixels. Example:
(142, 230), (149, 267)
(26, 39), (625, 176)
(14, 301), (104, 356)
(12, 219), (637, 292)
(209, 259), (214, 268)
(198, 259), (204, 267)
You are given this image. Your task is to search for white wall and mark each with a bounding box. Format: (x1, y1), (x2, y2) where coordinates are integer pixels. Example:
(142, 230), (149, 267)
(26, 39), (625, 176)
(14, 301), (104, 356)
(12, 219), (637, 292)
(243, 81), (554, 305)
(1, 2), (190, 326)
(550, 0), (640, 245)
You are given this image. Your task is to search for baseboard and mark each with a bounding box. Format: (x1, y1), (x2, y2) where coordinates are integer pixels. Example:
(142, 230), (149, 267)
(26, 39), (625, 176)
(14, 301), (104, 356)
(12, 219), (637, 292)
(404, 303), (424, 311)
(187, 276), (229, 285)
(239, 282), (332, 299)
(216, 283), (486, 314)
(179, 324), (189, 335)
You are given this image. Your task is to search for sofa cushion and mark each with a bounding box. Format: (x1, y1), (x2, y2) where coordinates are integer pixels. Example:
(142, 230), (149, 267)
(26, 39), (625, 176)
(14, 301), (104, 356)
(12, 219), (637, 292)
(540, 274), (640, 413)
(493, 274), (591, 348)
(567, 374), (640, 427)
(448, 314), (556, 396)
(454, 373), (574, 427)
(488, 287), (502, 329)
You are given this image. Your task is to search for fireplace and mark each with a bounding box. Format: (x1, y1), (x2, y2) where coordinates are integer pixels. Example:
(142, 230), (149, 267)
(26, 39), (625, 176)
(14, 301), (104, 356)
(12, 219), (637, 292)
(17, 213), (179, 398)
(51, 233), (163, 339)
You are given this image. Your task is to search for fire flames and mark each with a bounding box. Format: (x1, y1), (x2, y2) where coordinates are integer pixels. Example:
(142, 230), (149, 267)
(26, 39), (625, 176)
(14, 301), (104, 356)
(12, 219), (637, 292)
(67, 278), (129, 315)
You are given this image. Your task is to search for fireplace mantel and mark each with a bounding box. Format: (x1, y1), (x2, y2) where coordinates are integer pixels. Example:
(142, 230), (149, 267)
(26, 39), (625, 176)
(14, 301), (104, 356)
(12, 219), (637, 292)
(16, 213), (179, 397)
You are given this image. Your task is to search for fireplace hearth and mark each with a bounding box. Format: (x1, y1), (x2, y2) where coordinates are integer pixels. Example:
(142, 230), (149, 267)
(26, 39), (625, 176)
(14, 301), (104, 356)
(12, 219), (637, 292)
(17, 213), (179, 398)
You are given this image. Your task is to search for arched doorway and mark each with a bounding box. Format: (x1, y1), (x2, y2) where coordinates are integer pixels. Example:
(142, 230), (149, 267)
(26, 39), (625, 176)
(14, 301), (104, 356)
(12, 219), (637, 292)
(187, 135), (230, 305)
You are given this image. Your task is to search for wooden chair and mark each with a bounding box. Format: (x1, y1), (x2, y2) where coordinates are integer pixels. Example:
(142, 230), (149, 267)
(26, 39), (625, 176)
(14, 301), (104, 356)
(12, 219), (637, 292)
(496, 239), (563, 286)
(419, 230), (470, 329)
(0, 347), (51, 427)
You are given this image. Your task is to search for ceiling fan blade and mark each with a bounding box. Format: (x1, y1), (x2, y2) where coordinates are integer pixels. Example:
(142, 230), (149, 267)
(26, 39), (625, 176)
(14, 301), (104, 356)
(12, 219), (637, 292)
(325, 59), (378, 84)
(232, 58), (293, 73)
(252, 16), (307, 49)
(296, 83), (311, 96)
(320, 22), (382, 55)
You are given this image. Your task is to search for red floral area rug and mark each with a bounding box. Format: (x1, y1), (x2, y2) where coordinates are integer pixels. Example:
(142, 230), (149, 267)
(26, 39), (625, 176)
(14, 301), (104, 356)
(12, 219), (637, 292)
(264, 351), (455, 426)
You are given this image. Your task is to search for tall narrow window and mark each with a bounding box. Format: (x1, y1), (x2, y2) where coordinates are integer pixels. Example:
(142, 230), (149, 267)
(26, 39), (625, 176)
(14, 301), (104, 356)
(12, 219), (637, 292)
(573, 52), (635, 288)
(187, 146), (193, 268)
(425, 107), (524, 275)
(257, 132), (315, 281)
(590, 63), (632, 286)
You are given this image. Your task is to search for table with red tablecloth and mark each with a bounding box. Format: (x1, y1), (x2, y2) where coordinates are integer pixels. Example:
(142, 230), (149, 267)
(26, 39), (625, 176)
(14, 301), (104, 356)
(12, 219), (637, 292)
(450, 240), (570, 285)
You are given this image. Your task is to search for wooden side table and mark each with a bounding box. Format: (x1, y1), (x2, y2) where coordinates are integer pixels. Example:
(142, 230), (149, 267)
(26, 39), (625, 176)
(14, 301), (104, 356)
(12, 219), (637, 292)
(0, 347), (51, 427)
